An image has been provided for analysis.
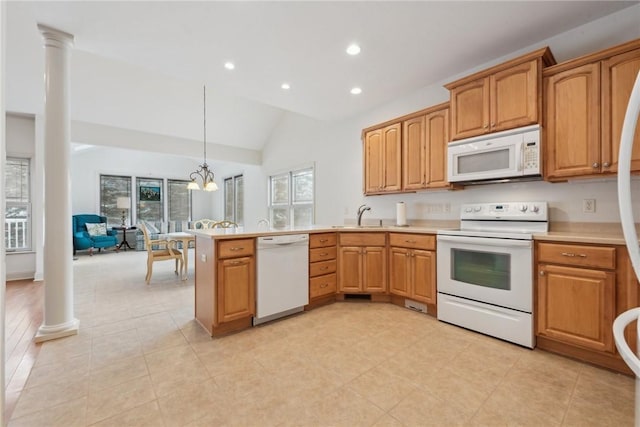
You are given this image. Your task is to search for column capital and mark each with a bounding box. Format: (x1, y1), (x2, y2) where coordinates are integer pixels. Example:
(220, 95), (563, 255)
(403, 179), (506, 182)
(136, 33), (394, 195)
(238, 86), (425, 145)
(37, 23), (74, 49)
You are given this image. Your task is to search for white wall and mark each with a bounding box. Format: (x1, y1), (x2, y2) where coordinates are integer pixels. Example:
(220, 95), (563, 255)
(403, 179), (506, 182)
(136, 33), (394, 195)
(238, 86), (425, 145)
(214, 161), (268, 226)
(261, 5), (640, 227)
(70, 145), (220, 221)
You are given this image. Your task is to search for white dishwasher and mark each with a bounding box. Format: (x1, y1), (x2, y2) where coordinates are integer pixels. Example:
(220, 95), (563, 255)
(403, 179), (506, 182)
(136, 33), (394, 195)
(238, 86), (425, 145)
(254, 233), (309, 325)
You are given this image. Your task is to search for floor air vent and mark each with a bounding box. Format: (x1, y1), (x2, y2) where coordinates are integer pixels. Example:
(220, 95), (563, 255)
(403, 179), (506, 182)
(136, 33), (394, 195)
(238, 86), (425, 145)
(405, 299), (427, 314)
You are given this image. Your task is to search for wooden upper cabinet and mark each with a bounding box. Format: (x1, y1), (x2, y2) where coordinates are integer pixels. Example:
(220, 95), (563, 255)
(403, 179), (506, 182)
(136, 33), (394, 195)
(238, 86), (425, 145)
(425, 107), (450, 188)
(383, 124), (402, 192)
(491, 60), (538, 131)
(446, 47), (554, 141)
(401, 103), (450, 191)
(602, 48), (640, 173)
(449, 77), (490, 140)
(543, 40), (640, 180)
(544, 63), (601, 180)
(364, 129), (383, 193)
(402, 116), (426, 190)
(363, 123), (401, 195)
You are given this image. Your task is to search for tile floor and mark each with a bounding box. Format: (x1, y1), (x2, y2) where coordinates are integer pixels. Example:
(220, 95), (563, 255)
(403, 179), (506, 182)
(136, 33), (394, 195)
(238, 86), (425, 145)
(7, 248), (637, 426)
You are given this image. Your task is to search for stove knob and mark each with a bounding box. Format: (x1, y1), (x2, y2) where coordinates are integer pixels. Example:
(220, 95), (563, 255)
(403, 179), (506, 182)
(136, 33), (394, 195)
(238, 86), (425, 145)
(519, 205), (528, 212)
(473, 206), (481, 212)
(530, 205), (540, 213)
(464, 207), (473, 213)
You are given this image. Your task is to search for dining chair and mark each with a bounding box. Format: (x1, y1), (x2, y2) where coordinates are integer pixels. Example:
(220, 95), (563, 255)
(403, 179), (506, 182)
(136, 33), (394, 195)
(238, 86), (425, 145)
(213, 220), (238, 229)
(193, 219), (217, 229)
(139, 223), (183, 284)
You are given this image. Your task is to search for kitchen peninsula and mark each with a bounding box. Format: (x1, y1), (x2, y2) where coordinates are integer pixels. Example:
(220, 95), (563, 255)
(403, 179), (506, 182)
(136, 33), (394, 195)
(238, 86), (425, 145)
(190, 221), (640, 375)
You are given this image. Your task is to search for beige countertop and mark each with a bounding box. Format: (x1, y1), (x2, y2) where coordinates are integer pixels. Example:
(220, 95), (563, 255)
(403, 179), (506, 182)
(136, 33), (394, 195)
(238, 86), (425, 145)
(188, 220), (639, 246)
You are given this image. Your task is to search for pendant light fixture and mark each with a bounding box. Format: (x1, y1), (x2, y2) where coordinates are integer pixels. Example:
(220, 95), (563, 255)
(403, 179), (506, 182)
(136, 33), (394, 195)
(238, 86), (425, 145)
(187, 85), (218, 191)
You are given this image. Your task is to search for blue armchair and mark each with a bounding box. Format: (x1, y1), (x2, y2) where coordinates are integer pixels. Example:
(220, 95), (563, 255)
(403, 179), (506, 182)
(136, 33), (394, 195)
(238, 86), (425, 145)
(72, 214), (118, 255)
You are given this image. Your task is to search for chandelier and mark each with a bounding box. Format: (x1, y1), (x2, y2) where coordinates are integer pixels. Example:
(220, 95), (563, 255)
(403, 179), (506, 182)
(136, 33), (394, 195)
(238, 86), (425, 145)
(187, 85), (218, 191)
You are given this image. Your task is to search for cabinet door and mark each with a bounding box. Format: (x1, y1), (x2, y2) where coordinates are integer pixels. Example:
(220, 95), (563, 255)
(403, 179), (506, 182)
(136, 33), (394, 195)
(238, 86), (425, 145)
(217, 256), (255, 323)
(363, 246), (387, 293)
(544, 63), (601, 179)
(537, 264), (614, 353)
(389, 247), (410, 296)
(602, 48), (640, 173)
(364, 129), (383, 194)
(450, 77), (490, 140)
(339, 246), (363, 292)
(382, 123), (402, 192)
(412, 249), (436, 304)
(490, 60), (538, 132)
(402, 116), (426, 190)
(425, 107), (450, 188)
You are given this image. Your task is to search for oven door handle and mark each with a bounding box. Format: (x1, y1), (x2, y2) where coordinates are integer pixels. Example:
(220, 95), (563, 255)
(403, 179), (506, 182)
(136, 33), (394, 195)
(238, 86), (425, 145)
(437, 235), (532, 248)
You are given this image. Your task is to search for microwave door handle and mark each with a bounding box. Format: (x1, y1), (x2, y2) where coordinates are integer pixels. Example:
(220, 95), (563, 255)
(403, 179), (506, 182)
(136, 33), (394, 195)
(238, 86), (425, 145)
(518, 143), (524, 171)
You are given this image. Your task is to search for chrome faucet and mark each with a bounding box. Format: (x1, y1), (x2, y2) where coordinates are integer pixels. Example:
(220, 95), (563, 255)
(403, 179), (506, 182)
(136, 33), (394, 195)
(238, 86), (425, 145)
(257, 218), (270, 228)
(357, 204), (371, 226)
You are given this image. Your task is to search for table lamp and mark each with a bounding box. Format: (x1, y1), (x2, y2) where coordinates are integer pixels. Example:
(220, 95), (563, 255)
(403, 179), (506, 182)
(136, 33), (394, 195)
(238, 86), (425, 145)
(116, 197), (130, 226)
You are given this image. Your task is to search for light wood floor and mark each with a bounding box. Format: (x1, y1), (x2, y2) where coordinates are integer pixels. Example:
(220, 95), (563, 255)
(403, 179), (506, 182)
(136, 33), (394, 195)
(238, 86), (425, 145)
(4, 279), (43, 425)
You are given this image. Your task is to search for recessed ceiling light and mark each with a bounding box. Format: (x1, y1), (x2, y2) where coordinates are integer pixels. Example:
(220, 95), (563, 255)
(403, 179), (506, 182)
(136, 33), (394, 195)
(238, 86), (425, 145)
(224, 62), (235, 70)
(281, 83), (290, 90)
(350, 87), (362, 95)
(346, 43), (361, 56)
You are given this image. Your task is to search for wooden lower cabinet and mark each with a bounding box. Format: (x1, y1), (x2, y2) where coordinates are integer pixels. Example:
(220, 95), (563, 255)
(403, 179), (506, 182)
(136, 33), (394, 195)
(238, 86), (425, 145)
(389, 233), (436, 306)
(308, 233), (337, 307)
(537, 263), (614, 352)
(217, 256), (255, 323)
(338, 233), (387, 294)
(194, 236), (255, 336)
(535, 241), (640, 374)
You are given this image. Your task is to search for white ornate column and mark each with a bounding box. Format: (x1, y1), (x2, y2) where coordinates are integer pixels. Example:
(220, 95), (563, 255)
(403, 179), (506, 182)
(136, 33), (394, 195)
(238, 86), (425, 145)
(34, 24), (79, 342)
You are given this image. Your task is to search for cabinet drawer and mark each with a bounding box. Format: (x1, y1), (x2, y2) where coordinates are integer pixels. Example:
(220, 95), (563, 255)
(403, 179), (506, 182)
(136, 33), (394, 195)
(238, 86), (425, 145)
(389, 233), (435, 250)
(310, 273), (337, 299)
(339, 232), (386, 247)
(537, 243), (615, 269)
(217, 238), (255, 259)
(310, 246), (337, 263)
(310, 259), (337, 277)
(310, 233), (337, 248)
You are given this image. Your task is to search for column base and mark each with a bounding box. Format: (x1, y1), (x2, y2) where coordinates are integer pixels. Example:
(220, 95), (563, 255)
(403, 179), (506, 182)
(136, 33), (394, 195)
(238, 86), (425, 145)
(34, 318), (80, 343)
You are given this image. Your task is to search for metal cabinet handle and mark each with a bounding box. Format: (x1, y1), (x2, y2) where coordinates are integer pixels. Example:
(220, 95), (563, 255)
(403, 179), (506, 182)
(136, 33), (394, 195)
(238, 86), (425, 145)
(561, 252), (587, 258)
(491, 122), (495, 127)
(405, 240), (417, 243)
(230, 260), (242, 265)
(592, 162), (600, 168)
(319, 239), (329, 243)
(320, 266), (329, 271)
(603, 162), (610, 168)
(484, 124), (489, 129)
(230, 247), (244, 251)
(319, 252), (328, 256)
(540, 270), (545, 276)
(320, 283), (329, 288)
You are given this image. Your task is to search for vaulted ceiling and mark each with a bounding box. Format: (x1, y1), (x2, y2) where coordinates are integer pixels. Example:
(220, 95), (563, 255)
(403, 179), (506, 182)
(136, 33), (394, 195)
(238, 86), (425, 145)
(6, 1), (637, 155)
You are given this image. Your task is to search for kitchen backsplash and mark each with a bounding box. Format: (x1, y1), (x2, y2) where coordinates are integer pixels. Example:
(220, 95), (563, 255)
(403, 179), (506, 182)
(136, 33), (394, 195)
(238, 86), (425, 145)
(351, 177), (640, 224)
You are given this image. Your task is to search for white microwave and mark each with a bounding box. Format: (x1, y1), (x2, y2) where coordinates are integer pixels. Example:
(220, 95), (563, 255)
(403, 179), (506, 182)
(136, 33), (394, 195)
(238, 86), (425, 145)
(447, 124), (541, 183)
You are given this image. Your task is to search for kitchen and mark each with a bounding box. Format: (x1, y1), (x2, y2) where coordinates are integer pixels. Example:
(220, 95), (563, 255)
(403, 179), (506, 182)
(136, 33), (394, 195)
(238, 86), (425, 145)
(5, 2), (640, 426)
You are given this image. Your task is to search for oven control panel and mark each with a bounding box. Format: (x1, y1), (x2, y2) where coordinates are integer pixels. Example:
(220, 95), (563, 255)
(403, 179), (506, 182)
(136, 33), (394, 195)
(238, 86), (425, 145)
(460, 202), (548, 221)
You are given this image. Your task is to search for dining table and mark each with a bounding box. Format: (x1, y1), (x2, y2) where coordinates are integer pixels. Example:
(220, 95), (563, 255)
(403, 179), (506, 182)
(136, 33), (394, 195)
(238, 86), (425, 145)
(158, 231), (195, 280)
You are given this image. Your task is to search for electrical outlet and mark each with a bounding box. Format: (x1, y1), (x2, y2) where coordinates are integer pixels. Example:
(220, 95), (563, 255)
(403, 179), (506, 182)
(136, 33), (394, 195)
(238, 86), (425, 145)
(583, 199), (596, 213)
(443, 203), (451, 213)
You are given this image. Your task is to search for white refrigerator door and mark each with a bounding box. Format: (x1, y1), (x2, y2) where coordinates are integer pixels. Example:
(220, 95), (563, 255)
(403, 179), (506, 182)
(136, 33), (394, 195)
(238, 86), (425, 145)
(615, 69), (640, 425)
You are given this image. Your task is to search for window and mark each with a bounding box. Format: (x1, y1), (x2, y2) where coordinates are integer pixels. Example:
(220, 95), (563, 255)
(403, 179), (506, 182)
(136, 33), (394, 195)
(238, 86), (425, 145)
(137, 177), (163, 222)
(268, 166), (314, 228)
(5, 157), (31, 251)
(168, 179), (191, 222)
(100, 175), (132, 226)
(224, 175), (244, 225)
